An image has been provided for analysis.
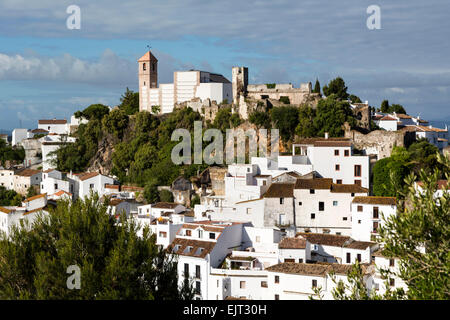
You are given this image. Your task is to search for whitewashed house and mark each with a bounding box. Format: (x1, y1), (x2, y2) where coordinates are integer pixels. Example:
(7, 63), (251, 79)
(68, 172), (115, 200)
(351, 196), (397, 242)
(40, 134), (76, 171)
(38, 119), (69, 134)
(13, 168), (42, 195)
(370, 249), (408, 295)
(294, 178), (368, 235)
(40, 169), (75, 200)
(168, 220), (246, 300)
(0, 168), (14, 190)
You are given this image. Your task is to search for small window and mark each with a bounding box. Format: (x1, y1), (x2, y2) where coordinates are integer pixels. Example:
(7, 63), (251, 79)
(159, 231), (167, 238)
(344, 150), (350, 157)
(343, 217), (347, 221)
(186, 229), (192, 236)
(389, 259), (395, 267)
(346, 252), (351, 263)
(240, 281), (246, 289)
(389, 278), (395, 287)
(310, 189), (315, 194)
(319, 202), (324, 211)
(312, 279), (317, 288)
(256, 236), (261, 243)
(196, 265), (201, 279)
(261, 281), (268, 288)
(373, 207), (379, 219)
(275, 294), (279, 300)
(275, 275), (279, 284)
(335, 164), (340, 171)
(354, 180), (361, 186)
(357, 254), (361, 262)
(280, 198), (284, 205)
(334, 150), (339, 156)
(358, 220), (361, 224)
(357, 205), (363, 212)
(336, 179), (342, 184)
(246, 208), (252, 214)
(333, 201), (338, 206)
(198, 230), (203, 238)
(298, 201), (302, 206)
(311, 213), (315, 219)
(90, 184), (94, 189)
(195, 281), (201, 294)
(143, 63), (146, 71)
(354, 165), (362, 177)
(209, 232), (215, 240)
(373, 221), (379, 233)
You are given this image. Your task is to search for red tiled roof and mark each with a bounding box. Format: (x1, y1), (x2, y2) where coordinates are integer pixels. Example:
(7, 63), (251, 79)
(279, 237), (307, 249)
(15, 169), (41, 177)
(266, 262), (362, 276)
(296, 232), (351, 247)
(330, 184), (369, 194)
(168, 238), (216, 258)
(352, 196), (396, 205)
(138, 51), (158, 62)
(264, 183), (294, 198)
(23, 193), (46, 203)
(295, 178), (333, 190)
(38, 119), (67, 125)
(152, 202), (179, 209)
(78, 172), (100, 181)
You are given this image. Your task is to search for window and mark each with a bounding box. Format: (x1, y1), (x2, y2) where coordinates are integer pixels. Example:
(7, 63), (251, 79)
(159, 231), (167, 238)
(373, 207), (379, 219)
(195, 281), (201, 294)
(90, 184), (94, 189)
(198, 229), (203, 238)
(354, 180), (361, 186)
(389, 259), (395, 267)
(334, 150), (339, 156)
(280, 198), (284, 204)
(389, 278), (395, 287)
(333, 201), (338, 206)
(358, 220), (361, 224)
(263, 180), (266, 186)
(184, 263), (189, 276)
(357, 254), (361, 262)
(311, 213), (315, 219)
(143, 63), (146, 71)
(336, 179), (342, 184)
(275, 294), (279, 300)
(357, 205), (363, 212)
(284, 258), (295, 263)
(373, 221), (379, 233)
(312, 280), (317, 288)
(354, 165), (362, 177)
(335, 164), (340, 171)
(298, 201), (302, 206)
(152, 63), (155, 71)
(256, 236), (261, 243)
(275, 275), (279, 284)
(319, 202), (324, 211)
(240, 281), (246, 289)
(299, 259), (303, 263)
(346, 253), (351, 263)
(261, 281), (268, 288)
(246, 208), (252, 214)
(310, 189), (315, 194)
(196, 265), (201, 279)
(343, 217), (347, 221)
(336, 232), (341, 235)
(186, 229), (192, 236)
(209, 232), (215, 240)
(344, 150), (350, 157)
(54, 183), (58, 189)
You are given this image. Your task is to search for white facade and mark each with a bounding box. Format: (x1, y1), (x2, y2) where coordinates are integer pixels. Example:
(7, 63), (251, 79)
(0, 169), (14, 190)
(68, 172), (114, 200)
(351, 197), (397, 242)
(12, 128), (32, 146)
(38, 120), (69, 134)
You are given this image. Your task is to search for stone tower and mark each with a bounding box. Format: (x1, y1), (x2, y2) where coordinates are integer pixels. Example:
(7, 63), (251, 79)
(232, 67), (248, 105)
(138, 51), (158, 112)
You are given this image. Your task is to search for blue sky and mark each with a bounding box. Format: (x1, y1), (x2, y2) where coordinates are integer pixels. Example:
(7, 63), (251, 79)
(1, 0), (449, 131)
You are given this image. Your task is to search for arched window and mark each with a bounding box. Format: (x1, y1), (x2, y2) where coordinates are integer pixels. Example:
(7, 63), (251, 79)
(143, 63), (146, 71)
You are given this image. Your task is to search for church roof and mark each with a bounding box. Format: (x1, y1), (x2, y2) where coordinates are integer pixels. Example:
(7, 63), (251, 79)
(138, 51), (158, 62)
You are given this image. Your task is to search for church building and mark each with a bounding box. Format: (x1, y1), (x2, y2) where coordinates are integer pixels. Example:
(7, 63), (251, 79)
(138, 51), (232, 114)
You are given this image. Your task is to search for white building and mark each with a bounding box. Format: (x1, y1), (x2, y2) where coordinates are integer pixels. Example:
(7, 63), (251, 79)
(351, 196), (397, 242)
(168, 220), (246, 300)
(40, 134), (76, 171)
(138, 51), (232, 114)
(294, 178), (368, 235)
(371, 249), (408, 295)
(0, 168), (14, 190)
(13, 168), (42, 195)
(265, 262), (373, 300)
(68, 172), (115, 200)
(12, 128), (33, 146)
(40, 169), (75, 200)
(0, 193), (48, 237)
(38, 119), (69, 134)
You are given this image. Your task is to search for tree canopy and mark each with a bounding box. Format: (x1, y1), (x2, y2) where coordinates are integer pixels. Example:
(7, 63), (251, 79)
(0, 194), (192, 299)
(119, 88), (139, 115)
(322, 77), (349, 100)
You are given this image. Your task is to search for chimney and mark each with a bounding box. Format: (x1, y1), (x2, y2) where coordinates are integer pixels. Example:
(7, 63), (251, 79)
(325, 132), (329, 139)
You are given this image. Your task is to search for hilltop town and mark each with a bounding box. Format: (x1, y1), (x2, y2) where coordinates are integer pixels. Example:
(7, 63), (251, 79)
(0, 50), (449, 300)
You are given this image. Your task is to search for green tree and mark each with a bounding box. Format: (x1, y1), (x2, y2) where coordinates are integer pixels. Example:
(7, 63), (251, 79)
(119, 88), (139, 115)
(372, 148), (410, 197)
(212, 107), (232, 132)
(102, 109), (129, 139)
(322, 77), (349, 100)
(77, 104), (110, 121)
(0, 194), (192, 299)
(191, 195), (200, 207)
(230, 113), (242, 128)
(144, 181), (160, 204)
(313, 79), (321, 94)
(313, 95), (356, 137)
(407, 138), (441, 176)
(380, 100), (389, 113)
(0, 186), (22, 206)
(249, 111), (271, 130)
(26, 186), (37, 198)
(390, 104), (406, 114)
(270, 106), (299, 143)
(0, 139), (25, 165)
(159, 190), (174, 203)
(349, 94), (362, 103)
(296, 105), (317, 137)
(151, 105), (161, 114)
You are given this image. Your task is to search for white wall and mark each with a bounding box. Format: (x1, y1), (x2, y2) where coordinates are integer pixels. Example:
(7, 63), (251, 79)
(351, 203), (396, 241)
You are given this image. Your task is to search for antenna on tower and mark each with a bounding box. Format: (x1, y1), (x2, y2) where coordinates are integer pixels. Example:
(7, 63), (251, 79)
(146, 44), (151, 51)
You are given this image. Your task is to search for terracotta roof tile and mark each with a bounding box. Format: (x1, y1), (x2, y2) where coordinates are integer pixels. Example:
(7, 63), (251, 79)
(78, 172), (100, 181)
(294, 178), (333, 190)
(15, 169), (41, 177)
(266, 262), (360, 276)
(296, 138), (352, 147)
(0, 207), (12, 214)
(296, 232), (351, 247)
(152, 202), (179, 209)
(344, 241), (377, 250)
(168, 238), (216, 258)
(279, 237), (307, 249)
(330, 184), (368, 194)
(23, 193), (46, 203)
(38, 119), (67, 124)
(352, 196), (396, 205)
(264, 183), (294, 198)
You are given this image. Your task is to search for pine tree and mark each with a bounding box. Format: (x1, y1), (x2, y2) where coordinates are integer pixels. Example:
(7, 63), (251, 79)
(313, 79), (321, 94)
